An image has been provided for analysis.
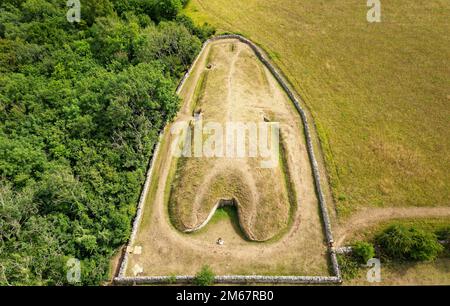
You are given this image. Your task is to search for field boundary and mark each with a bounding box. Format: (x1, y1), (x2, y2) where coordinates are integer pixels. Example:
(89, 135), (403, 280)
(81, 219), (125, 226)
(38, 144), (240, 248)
(114, 34), (342, 285)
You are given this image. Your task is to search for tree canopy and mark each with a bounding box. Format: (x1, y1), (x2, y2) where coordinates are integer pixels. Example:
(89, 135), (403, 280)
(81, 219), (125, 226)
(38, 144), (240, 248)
(0, 0), (214, 285)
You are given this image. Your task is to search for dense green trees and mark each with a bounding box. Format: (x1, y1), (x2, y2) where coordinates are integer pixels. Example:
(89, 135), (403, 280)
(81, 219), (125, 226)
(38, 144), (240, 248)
(376, 225), (444, 261)
(352, 241), (375, 264)
(111, 0), (189, 22)
(0, 0), (214, 285)
(134, 21), (202, 76)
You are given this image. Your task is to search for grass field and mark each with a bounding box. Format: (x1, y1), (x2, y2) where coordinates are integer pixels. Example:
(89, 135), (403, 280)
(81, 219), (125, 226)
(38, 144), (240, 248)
(185, 0), (450, 216)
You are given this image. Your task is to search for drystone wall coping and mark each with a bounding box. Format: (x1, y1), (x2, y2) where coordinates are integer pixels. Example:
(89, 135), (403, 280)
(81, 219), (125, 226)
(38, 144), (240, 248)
(114, 275), (341, 285)
(336, 246), (353, 255)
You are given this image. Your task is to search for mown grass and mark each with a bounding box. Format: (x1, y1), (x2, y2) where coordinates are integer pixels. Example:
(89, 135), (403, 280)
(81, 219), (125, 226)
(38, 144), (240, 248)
(185, 0), (450, 216)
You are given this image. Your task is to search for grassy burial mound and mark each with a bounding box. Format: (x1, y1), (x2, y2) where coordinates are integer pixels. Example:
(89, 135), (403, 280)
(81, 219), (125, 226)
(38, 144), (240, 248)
(125, 38), (328, 277)
(168, 41), (296, 241)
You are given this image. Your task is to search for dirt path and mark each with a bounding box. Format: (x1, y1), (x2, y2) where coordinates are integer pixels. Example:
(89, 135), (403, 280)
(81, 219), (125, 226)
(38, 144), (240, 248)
(335, 207), (450, 246)
(226, 45), (241, 121)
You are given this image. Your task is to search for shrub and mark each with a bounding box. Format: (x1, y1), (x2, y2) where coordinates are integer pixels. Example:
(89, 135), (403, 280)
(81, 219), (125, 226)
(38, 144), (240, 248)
(352, 241), (375, 264)
(436, 227), (450, 241)
(376, 225), (444, 261)
(167, 274), (177, 284)
(175, 14), (216, 41)
(194, 265), (215, 286)
(436, 227), (450, 254)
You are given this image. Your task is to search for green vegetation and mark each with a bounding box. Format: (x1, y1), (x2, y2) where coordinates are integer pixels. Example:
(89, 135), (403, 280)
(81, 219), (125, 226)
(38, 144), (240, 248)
(376, 225), (444, 262)
(167, 274), (177, 284)
(436, 227), (450, 253)
(194, 265), (215, 286)
(338, 241), (374, 280)
(340, 220), (449, 281)
(352, 241), (375, 264)
(337, 254), (360, 281)
(185, 0), (450, 215)
(0, 0), (214, 285)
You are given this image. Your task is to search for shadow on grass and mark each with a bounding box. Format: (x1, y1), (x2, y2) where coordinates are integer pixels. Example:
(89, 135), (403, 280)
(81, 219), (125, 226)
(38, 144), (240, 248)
(194, 205), (251, 242)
